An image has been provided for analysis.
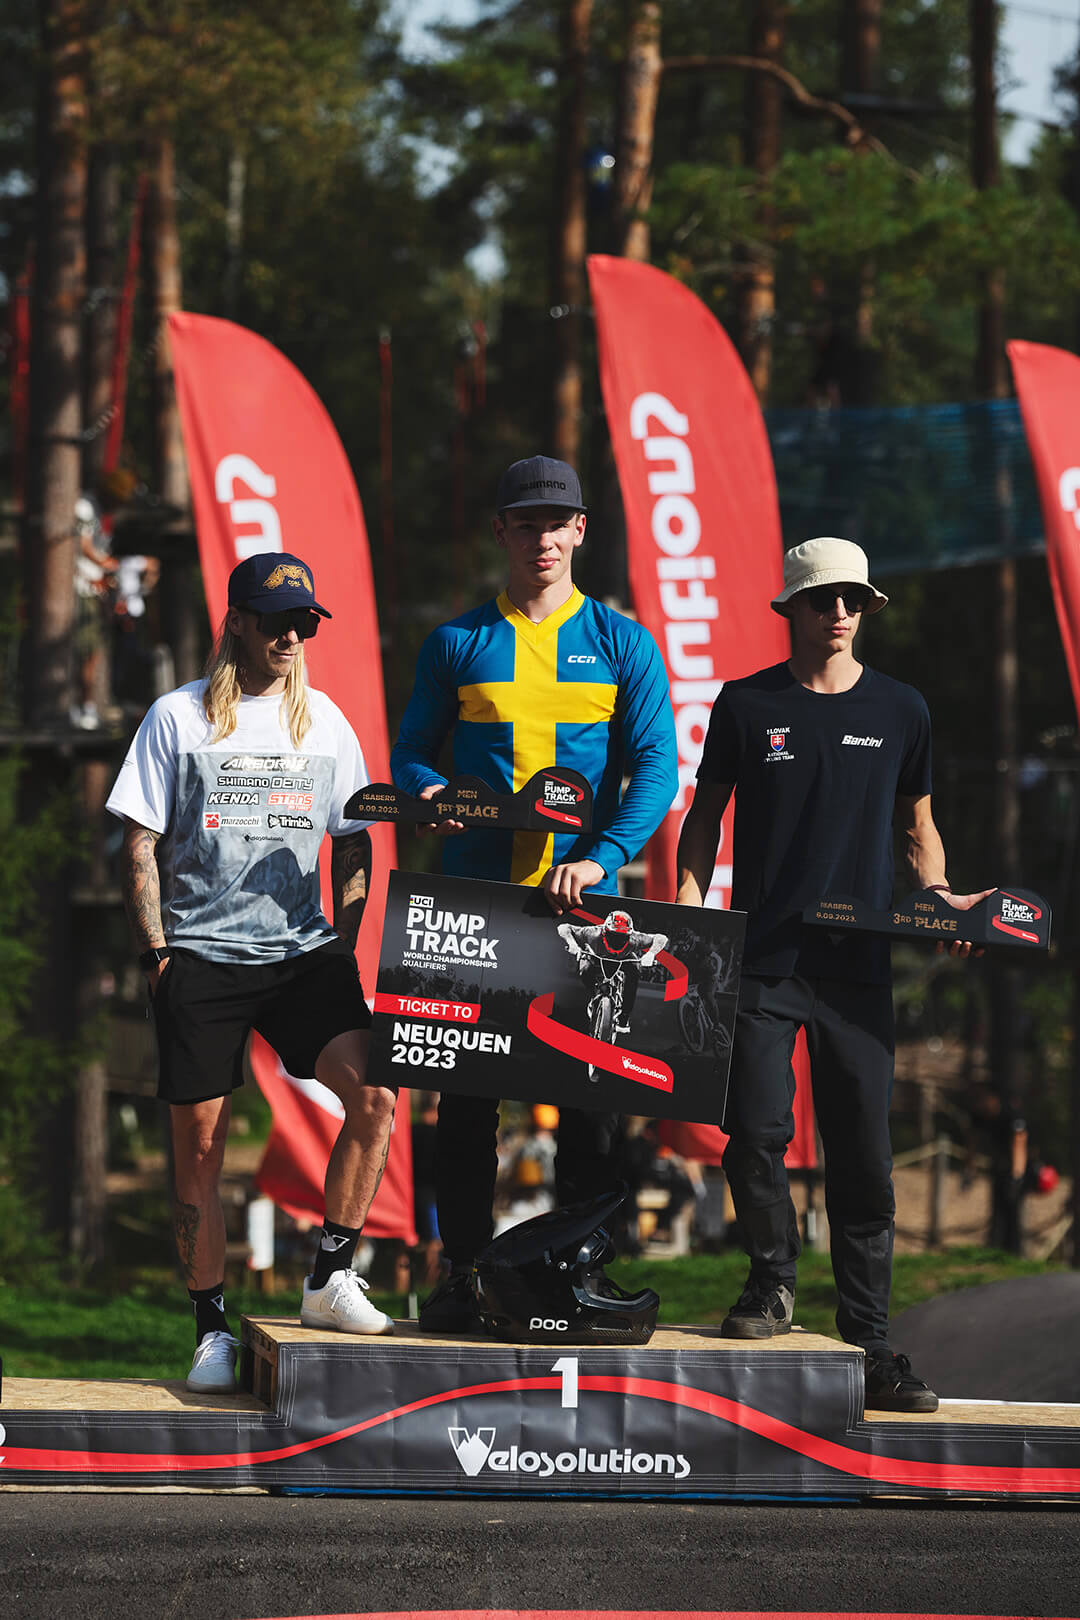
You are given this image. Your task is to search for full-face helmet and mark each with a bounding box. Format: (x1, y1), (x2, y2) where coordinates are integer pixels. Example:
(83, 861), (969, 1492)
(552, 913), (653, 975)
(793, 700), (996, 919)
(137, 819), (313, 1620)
(472, 1186), (659, 1345)
(603, 909), (632, 939)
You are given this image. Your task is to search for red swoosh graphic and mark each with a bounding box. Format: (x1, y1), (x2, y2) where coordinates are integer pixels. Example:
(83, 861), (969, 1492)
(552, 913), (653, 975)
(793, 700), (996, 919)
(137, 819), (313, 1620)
(534, 802), (584, 828)
(527, 993), (674, 1092)
(5, 1373), (1080, 1494)
(991, 917), (1040, 944)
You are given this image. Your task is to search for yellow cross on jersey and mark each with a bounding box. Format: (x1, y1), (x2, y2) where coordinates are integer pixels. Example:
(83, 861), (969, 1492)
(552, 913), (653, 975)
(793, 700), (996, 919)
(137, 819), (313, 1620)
(458, 592), (617, 882)
(390, 586), (678, 893)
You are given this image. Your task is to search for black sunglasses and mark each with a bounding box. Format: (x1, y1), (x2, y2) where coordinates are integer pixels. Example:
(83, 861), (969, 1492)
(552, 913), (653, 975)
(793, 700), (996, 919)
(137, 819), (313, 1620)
(252, 608), (321, 640)
(800, 585), (873, 615)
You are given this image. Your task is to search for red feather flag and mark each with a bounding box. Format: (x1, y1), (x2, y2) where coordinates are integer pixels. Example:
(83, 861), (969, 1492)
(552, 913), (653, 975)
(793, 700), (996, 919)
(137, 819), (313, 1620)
(588, 256), (816, 1170)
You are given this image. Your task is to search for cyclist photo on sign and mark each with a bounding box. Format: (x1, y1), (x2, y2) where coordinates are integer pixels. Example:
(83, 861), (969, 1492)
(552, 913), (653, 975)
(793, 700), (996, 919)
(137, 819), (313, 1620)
(673, 935), (738, 1059)
(556, 910), (668, 1068)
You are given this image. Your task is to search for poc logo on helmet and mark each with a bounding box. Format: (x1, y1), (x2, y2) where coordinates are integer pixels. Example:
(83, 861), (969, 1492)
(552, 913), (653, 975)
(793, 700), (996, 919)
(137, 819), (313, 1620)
(529, 1316), (568, 1332)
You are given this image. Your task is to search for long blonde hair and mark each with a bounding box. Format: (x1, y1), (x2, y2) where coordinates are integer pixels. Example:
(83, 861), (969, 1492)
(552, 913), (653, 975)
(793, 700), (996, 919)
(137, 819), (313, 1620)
(203, 616), (313, 747)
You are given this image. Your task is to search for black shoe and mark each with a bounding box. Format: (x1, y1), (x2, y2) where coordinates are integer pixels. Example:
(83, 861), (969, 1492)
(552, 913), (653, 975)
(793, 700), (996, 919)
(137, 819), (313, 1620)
(864, 1349), (939, 1413)
(720, 1280), (794, 1339)
(418, 1267), (482, 1334)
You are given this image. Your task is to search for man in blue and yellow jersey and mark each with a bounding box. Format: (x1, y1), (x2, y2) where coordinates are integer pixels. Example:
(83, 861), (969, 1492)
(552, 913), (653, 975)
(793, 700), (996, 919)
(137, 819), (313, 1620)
(391, 455), (677, 1331)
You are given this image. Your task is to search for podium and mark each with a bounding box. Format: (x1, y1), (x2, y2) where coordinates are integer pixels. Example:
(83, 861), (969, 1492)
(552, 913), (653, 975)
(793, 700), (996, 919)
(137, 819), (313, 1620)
(2, 1317), (1079, 1501)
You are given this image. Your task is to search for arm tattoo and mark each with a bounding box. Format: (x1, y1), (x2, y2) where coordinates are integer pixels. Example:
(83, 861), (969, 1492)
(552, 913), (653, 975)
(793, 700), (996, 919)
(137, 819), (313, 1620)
(121, 821), (166, 951)
(331, 830), (371, 949)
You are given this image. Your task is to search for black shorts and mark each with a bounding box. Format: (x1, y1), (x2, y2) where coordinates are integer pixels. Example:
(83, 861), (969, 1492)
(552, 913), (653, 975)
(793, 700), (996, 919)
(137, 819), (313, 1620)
(150, 937), (371, 1106)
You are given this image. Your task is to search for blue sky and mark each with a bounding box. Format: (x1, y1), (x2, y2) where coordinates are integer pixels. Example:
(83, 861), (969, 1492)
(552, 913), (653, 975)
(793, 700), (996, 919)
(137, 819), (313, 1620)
(1001, 0), (1080, 159)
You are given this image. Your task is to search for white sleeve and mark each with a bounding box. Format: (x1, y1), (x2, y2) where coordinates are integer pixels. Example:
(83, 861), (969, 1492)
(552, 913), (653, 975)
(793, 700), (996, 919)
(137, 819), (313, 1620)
(328, 714), (372, 835)
(105, 699), (179, 834)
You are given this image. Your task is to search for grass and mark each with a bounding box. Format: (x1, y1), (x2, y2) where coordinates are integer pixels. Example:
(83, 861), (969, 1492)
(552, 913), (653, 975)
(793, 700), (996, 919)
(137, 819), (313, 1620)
(0, 1246), (1064, 1381)
(612, 1245), (1065, 1340)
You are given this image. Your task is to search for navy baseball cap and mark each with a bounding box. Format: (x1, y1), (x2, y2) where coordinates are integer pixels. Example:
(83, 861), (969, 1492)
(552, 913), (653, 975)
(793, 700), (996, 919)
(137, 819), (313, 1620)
(227, 552), (332, 618)
(496, 455), (585, 512)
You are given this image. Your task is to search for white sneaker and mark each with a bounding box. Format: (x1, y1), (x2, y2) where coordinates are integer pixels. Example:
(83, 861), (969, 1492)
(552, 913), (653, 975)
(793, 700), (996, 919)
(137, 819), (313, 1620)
(186, 1330), (239, 1392)
(301, 1270), (394, 1335)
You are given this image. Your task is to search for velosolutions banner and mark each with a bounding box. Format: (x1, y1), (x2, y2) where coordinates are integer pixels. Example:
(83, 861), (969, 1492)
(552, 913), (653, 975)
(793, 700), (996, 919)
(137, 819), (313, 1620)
(169, 311), (415, 1241)
(588, 255), (815, 1167)
(1008, 340), (1080, 721)
(371, 872), (745, 1124)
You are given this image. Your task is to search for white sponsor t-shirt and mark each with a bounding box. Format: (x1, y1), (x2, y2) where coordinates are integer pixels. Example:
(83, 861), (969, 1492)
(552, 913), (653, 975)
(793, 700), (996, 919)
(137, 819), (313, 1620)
(107, 680), (370, 963)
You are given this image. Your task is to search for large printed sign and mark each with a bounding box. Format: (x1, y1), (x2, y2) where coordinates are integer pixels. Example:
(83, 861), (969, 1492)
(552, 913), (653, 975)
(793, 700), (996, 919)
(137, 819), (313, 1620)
(370, 873), (744, 1124)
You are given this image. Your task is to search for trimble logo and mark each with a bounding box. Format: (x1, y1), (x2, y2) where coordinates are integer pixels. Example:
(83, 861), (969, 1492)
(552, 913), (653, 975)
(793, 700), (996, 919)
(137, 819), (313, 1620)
(447, 1426), (690, 1480)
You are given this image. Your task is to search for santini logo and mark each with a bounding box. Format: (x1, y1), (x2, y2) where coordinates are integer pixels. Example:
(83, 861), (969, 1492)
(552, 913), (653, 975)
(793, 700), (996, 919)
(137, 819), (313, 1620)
(447, 1426), (690, 1480)
(842, 734), (884, 748)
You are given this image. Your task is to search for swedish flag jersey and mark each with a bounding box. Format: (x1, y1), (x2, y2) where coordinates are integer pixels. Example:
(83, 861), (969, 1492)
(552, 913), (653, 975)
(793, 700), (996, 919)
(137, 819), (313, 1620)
(391, 588), (677, 891)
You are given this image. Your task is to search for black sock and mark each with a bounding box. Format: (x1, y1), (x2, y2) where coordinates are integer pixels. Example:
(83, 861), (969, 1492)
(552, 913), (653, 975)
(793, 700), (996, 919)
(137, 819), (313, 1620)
(311, 1220), (362, 1289)
(189, 1283), (230, 1344)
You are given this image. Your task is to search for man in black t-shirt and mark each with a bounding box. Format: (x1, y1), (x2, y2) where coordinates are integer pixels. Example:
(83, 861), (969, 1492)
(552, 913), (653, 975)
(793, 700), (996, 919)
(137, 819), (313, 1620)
(676, 537), (991, 1413)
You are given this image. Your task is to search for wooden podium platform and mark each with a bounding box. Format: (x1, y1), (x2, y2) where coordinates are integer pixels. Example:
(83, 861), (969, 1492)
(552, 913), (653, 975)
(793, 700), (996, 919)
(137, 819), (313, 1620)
(2, 1316), (1079, 1501)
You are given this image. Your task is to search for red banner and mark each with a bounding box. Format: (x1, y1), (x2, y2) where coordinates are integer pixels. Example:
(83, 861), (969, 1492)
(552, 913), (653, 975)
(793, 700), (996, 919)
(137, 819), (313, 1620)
(168, 312), (415, 1242)
(588, 256), (815, 1170)
(1008, 340), (1080, 721)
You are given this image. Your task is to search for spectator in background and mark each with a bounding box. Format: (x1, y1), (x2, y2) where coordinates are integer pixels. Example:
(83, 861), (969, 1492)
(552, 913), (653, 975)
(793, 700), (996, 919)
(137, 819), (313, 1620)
(72, 493), (117, 729)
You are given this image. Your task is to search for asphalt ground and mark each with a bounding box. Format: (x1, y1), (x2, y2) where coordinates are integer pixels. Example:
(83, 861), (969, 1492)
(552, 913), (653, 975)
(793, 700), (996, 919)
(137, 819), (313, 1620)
(890, 1273), (1080, 1403)
(1, 1495), (1077, 1620)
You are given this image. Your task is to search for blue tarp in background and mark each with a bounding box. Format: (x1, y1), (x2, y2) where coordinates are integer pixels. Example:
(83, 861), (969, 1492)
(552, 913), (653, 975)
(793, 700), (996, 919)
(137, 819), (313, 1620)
(765, 398), (1044, 577)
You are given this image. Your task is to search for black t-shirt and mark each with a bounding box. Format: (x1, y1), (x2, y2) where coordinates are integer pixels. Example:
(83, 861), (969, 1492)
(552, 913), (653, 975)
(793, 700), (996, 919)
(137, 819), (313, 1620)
(698, 662), (932, 983)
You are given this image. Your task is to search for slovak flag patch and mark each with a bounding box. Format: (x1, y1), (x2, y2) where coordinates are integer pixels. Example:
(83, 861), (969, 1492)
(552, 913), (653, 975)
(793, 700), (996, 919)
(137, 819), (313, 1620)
(769, 732), (786, 751)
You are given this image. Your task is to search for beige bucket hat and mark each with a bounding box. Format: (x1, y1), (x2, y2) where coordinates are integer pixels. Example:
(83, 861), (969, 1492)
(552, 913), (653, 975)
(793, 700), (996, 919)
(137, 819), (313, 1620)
(770, 537), (888, 617)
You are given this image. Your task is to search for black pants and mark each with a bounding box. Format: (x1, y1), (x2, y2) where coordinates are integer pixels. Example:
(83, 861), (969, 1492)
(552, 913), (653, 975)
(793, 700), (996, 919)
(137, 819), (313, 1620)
(435, 1093), (623, 1265)
(722, 973), (896, 1352)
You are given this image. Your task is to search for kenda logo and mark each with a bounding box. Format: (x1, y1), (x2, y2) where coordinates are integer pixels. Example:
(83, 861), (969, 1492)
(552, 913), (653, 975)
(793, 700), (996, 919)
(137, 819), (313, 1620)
(447, 1426), (690, 1480)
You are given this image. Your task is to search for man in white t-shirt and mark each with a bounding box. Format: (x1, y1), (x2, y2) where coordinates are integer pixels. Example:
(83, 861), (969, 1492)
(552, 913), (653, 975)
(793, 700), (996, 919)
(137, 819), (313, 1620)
(107, 552), (395, 1393)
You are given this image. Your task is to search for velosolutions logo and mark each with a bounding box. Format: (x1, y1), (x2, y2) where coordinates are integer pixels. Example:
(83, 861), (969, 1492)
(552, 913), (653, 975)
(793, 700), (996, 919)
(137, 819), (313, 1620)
(447, 1426), (689, 1481)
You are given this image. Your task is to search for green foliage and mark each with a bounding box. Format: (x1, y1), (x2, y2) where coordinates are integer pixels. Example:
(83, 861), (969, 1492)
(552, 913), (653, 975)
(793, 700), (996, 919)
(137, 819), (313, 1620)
(90, 0), (390, 143)
(0, 1276), (397, 1379)
(0, 1247), (1062, 1377)
(0, 759), (79, 1272)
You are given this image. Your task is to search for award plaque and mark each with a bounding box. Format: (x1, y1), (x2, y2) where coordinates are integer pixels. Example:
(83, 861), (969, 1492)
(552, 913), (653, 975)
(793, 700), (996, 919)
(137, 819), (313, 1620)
(804, 887), (1051, 951)
(345, 766), (594, 832)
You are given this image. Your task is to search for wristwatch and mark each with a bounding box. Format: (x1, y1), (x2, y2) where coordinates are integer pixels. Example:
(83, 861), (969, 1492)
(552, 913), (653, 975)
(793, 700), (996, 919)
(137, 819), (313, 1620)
(138, 945), (171, 970)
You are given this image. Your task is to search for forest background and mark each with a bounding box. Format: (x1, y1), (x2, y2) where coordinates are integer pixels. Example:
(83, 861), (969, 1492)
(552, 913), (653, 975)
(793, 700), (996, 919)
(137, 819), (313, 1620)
(2, 0), (1080, 1278)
